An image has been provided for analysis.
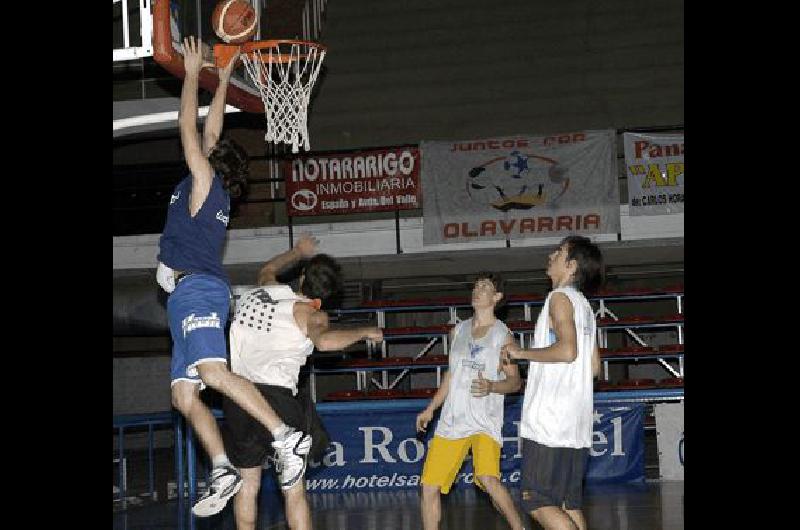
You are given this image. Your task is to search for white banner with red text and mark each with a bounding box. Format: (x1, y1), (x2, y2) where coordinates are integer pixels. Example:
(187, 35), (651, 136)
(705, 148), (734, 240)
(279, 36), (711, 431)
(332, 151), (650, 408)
(623, 132), (684, 216)
(421, 131), (620, 245)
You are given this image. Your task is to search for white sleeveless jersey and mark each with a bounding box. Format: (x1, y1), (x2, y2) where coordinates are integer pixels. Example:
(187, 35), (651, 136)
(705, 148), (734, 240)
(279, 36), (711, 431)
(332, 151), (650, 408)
(435, 318), (510, 445)
(229, 284), (315, 395)
(520, 286), (596, 448)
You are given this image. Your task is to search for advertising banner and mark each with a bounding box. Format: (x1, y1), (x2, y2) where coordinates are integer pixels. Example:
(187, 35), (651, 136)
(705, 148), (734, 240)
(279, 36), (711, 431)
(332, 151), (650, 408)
(285, 147), (421, 216)
(258, 400), (644, 492)
(623, 132), (684, 215)
(421, 131), (620, 244)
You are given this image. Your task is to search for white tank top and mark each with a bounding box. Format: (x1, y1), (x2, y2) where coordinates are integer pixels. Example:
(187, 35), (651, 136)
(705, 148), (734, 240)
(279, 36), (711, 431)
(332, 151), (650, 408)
(520, 286), (596, 448)
(434, 318), (510, 445)
(229, 284), (315, 395)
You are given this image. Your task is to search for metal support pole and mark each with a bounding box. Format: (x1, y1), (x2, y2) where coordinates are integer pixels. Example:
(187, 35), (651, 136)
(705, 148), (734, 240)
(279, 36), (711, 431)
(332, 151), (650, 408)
(381, 339), (388, 389)
(121, 458), (128, 509)
(148, 424), (155, 499)
(122, 0), (131, 48)
(195, 0), (202, 42)
(395, 210), (402, 254)
(174, 413), (185, 528)
(186, 425), (196, 530)
(118, 427), (126, 507)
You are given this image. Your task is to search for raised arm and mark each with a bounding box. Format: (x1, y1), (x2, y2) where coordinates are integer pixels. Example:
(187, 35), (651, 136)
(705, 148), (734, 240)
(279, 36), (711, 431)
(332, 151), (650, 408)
(502, 292), (578, 363)
(305, 309), (384, 352)
(258, 234), (318, 285)
(202, 48), (240, 155)
(179, 37), (216, 217)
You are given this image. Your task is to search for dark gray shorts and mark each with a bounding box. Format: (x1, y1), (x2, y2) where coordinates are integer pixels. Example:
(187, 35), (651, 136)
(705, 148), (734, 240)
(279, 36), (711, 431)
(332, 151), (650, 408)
(221, 383), (330, 469)
(520, 438), (589, 512)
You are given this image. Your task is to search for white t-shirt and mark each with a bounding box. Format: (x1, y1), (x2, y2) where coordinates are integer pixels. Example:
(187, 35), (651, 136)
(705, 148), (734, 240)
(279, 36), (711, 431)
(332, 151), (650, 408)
(520, 286), (596, 448)
(434, 318), (510, 445)
(229, 284), (315, 395)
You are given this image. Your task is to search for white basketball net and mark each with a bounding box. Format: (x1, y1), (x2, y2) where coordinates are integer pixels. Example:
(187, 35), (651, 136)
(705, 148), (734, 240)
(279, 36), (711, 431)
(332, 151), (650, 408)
(240, 42), (326, 153)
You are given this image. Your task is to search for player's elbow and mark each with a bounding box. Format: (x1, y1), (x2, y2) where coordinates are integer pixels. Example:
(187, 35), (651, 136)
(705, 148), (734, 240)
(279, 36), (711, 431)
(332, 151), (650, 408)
(561, 345), (578, 363)
(257, 267), (277, 285)
(203, 134), (219, 154)
(313, 336), (336, 351)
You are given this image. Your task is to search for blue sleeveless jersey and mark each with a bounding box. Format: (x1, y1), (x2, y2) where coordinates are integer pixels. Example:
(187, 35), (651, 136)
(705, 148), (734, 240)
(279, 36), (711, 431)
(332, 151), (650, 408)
(158, 174), (230, 283)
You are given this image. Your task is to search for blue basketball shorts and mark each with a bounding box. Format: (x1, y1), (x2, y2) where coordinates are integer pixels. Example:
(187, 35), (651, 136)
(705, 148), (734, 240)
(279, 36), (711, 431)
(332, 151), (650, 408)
(167, 274), (231, 389)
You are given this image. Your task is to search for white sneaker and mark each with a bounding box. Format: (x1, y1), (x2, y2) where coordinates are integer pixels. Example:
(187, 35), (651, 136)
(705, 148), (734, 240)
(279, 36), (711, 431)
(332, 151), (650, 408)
(271, 429), (312, 490)
(191, 465), (242, 518)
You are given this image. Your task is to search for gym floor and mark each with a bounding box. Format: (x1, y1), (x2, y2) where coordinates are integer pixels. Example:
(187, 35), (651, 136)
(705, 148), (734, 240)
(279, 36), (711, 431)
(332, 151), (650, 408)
(112, 480), (684, 529)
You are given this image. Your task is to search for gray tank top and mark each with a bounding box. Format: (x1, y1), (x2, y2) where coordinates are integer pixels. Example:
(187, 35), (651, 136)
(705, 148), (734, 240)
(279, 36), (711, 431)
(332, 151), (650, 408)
(434, 318), (510, 445)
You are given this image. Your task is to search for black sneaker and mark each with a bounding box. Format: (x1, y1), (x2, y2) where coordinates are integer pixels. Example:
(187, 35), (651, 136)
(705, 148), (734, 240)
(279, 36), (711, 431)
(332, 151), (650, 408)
(191, 464), (242, 517)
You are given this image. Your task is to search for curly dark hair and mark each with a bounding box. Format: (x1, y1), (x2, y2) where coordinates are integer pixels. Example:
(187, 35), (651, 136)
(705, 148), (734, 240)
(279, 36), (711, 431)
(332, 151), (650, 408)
(207, 135), (250, 206)
(300, 254), (344, 305)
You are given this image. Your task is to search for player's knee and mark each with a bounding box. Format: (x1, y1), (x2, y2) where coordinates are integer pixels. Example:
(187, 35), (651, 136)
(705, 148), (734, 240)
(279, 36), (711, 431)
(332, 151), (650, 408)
(171, 383), (198, 413)
(532, 507), (577, 530)
(196, 361), (229, 389)
(478, 475), (499, 488)
(239, 478), (260, 500)
(421, 484), (440, 501)
(284, 481), (307, 504)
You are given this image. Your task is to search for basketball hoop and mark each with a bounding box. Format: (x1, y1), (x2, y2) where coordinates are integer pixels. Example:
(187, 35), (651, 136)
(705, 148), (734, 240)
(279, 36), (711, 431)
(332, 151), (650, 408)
(214, 40), (326, 153)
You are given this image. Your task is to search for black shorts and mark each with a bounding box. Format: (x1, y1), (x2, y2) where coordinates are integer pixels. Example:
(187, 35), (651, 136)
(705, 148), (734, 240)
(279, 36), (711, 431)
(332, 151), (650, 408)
(221, 383), (330, 469)
(519, 438), (589, 512)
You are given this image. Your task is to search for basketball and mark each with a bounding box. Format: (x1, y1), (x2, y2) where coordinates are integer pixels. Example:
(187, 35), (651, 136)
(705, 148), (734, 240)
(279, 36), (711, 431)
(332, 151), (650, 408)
(211, 0), (258, 44)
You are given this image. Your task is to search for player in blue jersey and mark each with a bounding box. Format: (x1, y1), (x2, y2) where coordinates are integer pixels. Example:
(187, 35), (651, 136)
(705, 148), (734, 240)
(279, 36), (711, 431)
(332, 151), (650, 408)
(156, 37), (312, 518)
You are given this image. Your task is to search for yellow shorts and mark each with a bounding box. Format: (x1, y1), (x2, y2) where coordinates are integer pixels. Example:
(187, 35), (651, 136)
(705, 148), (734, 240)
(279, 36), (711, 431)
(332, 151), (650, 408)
(420, 433), (501, 494)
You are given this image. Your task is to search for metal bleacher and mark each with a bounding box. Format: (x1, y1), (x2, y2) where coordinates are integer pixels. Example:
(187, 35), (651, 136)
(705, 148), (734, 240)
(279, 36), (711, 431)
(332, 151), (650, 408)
(311, 285), (685, 403)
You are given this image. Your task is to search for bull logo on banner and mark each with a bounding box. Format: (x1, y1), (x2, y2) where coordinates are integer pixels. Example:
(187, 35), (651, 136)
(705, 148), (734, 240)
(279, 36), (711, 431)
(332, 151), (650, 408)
(466, 150), (570, 212)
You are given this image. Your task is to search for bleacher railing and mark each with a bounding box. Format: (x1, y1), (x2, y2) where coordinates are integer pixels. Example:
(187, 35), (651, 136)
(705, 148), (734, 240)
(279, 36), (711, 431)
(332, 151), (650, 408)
(313, 285), (685, 400)
(113, 0), (153, 62)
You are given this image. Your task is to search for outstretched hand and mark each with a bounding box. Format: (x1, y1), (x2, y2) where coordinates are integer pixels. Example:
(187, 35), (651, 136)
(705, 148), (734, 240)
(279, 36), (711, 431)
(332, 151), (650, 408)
(363, 327), (384, 345)
(183, 36), (214, 76)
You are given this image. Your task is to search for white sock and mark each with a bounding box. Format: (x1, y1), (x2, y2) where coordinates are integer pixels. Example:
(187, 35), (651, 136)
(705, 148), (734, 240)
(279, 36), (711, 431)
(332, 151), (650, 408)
(270, 423), (293, 441)
(212, 454), (231, 469)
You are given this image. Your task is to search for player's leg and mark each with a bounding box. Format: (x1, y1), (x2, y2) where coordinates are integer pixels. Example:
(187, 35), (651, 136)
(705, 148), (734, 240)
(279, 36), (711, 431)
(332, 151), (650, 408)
(420, 436), (471, 529)
(472, 434), (524, 530)
(232, 466), (262, 530)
